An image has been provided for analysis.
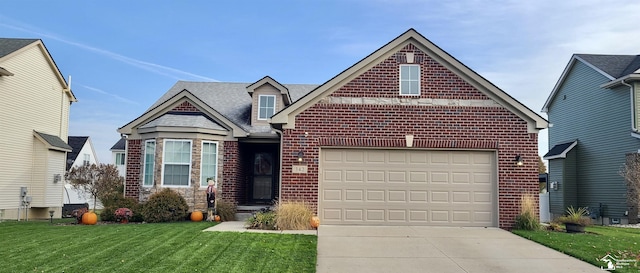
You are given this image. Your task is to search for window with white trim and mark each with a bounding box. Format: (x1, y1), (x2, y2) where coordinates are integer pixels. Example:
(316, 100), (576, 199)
(162, 139), (192, 186)
(200, 141), (218, 186)
(400, 64), (420, 95)
(258, 95), (276, 120)
(115, 152), (125, 166)
(83, 154), (90, 166)
(143, 140), (155, 187)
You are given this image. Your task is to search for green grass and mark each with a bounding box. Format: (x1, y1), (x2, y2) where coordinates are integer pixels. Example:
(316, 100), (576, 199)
(514, 226), (640, 272)
(0, 220), (317, 273)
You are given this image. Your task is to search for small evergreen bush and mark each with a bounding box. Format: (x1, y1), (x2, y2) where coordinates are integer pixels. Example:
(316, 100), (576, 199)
(141, 189), (189, 223)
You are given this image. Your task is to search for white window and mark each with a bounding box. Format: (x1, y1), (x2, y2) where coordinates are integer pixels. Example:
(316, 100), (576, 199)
(258, 95), (276, 120)
(143, 140), (155, 187)
(200, 141), (218, 186)
(400, 64), (420, 95)
(83, 154), (90, 166)
(115, 152), (125, 166)
(162, 140), (192, 187)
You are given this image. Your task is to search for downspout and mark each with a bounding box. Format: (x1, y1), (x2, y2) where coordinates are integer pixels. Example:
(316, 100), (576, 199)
(272, 128), (284, 202)
(621, 79), (634, 131)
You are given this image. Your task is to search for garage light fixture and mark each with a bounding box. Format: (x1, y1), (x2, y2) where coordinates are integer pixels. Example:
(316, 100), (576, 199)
(297, 151), (304, 162)
(515, 155), (524, 166)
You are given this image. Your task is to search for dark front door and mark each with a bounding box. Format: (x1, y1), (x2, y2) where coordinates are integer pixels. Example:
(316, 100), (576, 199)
(250, 152), (275, 203)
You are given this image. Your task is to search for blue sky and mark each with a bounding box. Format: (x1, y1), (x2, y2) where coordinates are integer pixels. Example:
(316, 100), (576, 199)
(2, 1), (640, 163)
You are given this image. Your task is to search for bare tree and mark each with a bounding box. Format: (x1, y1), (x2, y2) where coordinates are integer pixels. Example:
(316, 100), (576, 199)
(538, 156), (547, 174)
(619, 153), (640, 223)
(66, 164), (124, 211)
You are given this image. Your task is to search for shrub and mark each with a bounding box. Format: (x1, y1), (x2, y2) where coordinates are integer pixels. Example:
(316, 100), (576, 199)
(215, 199), (237, 221)
(101, 196), (144, 222)
(514, 194), (540, 230)
(246, 208), (277, 230)
(275, 201), (314, 230)
(141, 189), (189, 223)
(115, 208), (133, 222)
(557, 206), (591, 226)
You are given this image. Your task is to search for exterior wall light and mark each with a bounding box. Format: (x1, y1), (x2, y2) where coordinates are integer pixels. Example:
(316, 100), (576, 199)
(297, 151), (304, 162)
(515, 155), (524, 166)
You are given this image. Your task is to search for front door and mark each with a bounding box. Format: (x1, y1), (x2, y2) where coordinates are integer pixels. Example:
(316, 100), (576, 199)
(251, 152), (275, 203)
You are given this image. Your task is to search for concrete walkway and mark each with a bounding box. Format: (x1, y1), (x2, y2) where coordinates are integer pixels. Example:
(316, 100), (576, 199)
(202, 221), (317, 235)
(316, 225), (603, 273)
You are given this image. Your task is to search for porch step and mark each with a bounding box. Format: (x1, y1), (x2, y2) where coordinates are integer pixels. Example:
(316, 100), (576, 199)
(235, 205), (272, 221)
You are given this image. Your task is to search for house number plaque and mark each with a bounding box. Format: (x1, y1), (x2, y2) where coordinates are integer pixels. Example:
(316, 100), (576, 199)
(292, 165), (308, 174)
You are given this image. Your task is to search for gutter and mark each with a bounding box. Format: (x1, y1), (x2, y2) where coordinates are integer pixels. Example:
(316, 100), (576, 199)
(272, 127), (284, 202)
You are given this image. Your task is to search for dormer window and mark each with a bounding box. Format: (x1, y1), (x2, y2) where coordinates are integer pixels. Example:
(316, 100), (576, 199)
(400, 64), (420, 95)
(258, 95), (276, 120)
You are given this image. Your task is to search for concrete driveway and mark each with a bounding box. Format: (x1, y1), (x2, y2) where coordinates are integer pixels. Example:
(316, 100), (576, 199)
(316, 225), (602, 273)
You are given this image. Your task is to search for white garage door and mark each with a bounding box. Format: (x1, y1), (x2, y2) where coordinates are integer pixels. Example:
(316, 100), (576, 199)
(319, 148), (497, 227)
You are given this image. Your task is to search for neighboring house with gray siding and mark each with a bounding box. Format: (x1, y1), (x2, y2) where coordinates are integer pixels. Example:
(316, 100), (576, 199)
(542, 54), (640, 224)
(0, 38), (76, 220)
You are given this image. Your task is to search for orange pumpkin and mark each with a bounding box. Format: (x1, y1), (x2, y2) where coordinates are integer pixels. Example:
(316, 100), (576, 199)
(82, 211), (98, 225)
(190, 211), (203, 222)
(310, 216), (320, 228)
(214, 215), (221, 222)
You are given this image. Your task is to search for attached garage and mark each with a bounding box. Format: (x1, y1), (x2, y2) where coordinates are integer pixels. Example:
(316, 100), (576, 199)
(319, 148), (497, 227)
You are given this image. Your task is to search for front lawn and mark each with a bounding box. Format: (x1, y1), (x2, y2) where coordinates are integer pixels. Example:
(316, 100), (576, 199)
(514, 226), (640, 272)
(0, 220), (317, 273)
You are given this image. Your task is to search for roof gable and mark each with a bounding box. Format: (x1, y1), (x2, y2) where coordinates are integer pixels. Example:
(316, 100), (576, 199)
(67, 136), (89, 162)
(247, 76), (293, 105)
(0, 38), (76, 102)
(118, 89), (248, 138)
(271, 29), (548, 132)
(543, 54), (640, 112)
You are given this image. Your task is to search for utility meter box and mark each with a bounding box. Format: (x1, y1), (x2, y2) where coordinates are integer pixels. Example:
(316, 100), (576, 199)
(20, 187), (27, 197)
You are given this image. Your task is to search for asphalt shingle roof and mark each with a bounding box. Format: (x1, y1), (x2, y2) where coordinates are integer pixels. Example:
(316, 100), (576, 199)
(140, 113), (227, 130)
(0, 38), (38, 58)
(147, 81), (318, 132)
(110, 138), (126, 151)
(35, 131), (73, 151)
(543, 140), (577, 159)
(67, 136), (89, 166)
(576, 54), (640, 79)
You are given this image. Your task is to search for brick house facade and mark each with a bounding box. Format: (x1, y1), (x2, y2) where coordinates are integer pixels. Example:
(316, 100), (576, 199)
(118, 29), (546, 229)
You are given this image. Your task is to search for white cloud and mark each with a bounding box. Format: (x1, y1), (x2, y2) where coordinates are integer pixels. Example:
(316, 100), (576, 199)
(0, 16), (218, 82)
(76, 83), (139, 105)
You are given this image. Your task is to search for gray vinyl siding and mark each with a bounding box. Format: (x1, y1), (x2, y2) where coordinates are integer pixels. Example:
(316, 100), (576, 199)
(547, 60), (640, 219)
(549, 159), (564, 214)
(549, 149), (577, 214)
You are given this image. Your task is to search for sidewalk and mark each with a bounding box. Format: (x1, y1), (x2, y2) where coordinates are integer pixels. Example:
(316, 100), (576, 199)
(203, 221), (317, 235)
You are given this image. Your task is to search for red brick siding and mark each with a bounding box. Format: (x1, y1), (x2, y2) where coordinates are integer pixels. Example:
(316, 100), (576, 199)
(280, 44), (539, 230)
(333, 43), (489, 100)
(124, 139), (142, 199)
(222, 141), (243, 204)
(171, 101), (199, 112)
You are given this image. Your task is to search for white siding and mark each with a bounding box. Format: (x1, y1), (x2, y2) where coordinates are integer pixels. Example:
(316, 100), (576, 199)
(0, 42), (71, 217)
(65, 140), (101, 208)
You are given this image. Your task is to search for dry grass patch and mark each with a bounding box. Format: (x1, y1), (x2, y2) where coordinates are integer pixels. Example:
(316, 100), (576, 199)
(275, 201), (314, 230)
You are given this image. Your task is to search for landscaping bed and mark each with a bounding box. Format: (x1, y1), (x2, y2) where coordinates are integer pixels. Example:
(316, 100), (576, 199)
(513, 225), (640, 272)
(0, 220), (317, 272)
